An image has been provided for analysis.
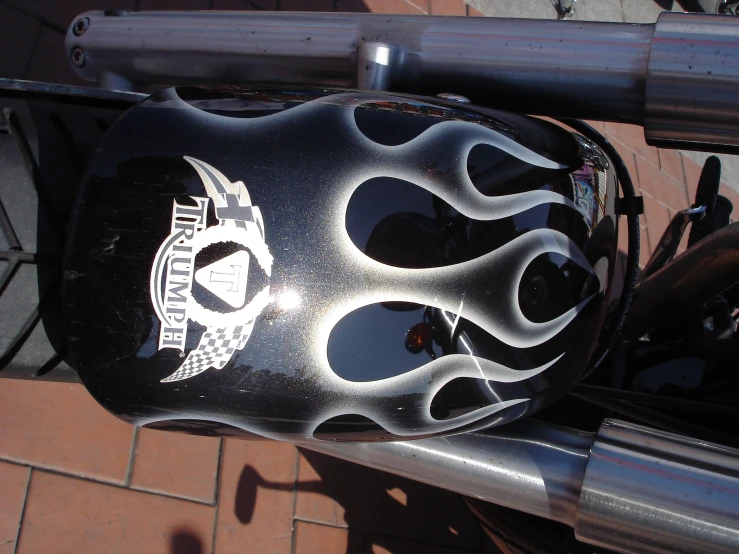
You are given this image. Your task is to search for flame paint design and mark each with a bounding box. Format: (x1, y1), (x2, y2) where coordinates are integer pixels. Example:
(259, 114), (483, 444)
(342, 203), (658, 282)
(150, 91), (599, 440)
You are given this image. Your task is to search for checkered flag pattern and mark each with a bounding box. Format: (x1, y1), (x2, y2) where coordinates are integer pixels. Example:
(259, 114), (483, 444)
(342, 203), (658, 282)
(161, 325), (251, 382)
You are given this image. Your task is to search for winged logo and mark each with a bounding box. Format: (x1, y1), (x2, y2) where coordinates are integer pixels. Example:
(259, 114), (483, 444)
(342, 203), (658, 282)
(150, 156), (273, 383)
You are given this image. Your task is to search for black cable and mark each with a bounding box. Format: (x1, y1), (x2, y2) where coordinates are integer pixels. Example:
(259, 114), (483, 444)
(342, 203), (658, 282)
(555, 118), (641, 370)
(572, 384), (739, 418)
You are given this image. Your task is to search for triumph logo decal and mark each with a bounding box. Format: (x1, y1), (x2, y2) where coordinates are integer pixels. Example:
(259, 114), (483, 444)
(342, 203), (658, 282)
(150, 156), (273, 382)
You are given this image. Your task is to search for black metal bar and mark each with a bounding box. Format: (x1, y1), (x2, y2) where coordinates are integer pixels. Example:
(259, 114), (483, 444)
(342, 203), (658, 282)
(0, 198), (21, 251)
(0, 251), (61, 264)
(0, 258), (19, 297)
(624, 222), (739, 338)
(569, 392), (735, 446)
(573, 384), (739, 418)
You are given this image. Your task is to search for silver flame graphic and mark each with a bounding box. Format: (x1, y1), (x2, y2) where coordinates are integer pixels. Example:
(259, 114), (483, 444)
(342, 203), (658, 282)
(151, 91), (600, 441)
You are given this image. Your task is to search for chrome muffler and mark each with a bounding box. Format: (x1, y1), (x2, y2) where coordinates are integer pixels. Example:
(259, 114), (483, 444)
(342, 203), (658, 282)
(309, 419), (739, 554)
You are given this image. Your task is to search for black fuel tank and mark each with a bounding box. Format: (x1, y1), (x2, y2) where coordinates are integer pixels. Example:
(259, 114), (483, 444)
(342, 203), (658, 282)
(64, 87), (618, 442)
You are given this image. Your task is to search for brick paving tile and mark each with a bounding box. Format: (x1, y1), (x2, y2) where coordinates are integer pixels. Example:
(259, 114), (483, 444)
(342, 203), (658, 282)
(609, 137), (641, 191)
(2, 0), (135, 32)
(0, 4), (41, 80)
(139, 0), (210, 9)
(281, 0), (335, 10)
(295, 449), (426, 541)
(25, 27), (85, 86)
(642, 193), (672, 255)
(658, 148), (686, 185)
(425, 488), (481, 550)
(338, 0), (421, 12)
(293, 520), (350, 554)
(293, 450), (340, 526)
(16, 470), (214, 554)
(405, 0), (430, 13)
(635, 154), (690, 213)
(605, 122), (660, 168)
(0, 462), (30, 554)
(213, 439), (297, 554)
(131, 427), (221, 503)
(430, 0), (466, 15)
(639, 209), (649, 236)
(681, 153), (702, 204)
(583, 120), (606, 134)
(640, 224), (651, 267)
(0, 380), (133, 483)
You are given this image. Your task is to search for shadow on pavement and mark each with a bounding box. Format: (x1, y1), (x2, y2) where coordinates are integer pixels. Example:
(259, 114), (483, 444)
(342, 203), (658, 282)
(233, 448), (484, 553)
(170, 528), (204, 554)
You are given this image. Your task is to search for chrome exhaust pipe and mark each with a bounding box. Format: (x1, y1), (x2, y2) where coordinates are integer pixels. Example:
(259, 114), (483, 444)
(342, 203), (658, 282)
(308, 419), (739, 554)
(576, 420), (739, 554)
(67, 11), (739, 151)
(308, 419), (592, 527)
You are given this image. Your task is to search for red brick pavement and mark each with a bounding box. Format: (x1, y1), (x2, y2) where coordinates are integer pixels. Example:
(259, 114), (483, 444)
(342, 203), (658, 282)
(603, 122), (739, 258)
(1, 1), (737, 553)
(0, 380), (489, 553)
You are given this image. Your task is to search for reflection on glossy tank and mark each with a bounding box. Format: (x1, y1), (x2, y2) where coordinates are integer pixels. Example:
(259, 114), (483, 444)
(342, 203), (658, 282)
(64, 87), (618, 442)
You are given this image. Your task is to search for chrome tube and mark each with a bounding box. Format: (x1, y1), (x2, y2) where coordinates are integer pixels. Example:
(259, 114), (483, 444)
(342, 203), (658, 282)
(575, 419), (739, 554)
(66, 11), (652, 122)
(645, 12), (739, 150)
(309, 418), (739, 554)
(307, 419), (593, 526)
(65, 10), (739, 150)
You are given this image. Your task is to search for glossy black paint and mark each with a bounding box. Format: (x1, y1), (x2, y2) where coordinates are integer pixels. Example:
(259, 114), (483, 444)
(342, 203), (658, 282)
(64, 87), (618, 441)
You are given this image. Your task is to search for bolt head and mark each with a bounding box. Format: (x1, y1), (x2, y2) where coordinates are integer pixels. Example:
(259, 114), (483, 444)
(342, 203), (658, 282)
(71, 47), (86, 68)
(73, 17), (89, 36)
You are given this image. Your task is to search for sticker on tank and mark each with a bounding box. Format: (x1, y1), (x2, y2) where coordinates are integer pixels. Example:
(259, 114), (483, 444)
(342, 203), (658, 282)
(150, 156), (273, 382)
